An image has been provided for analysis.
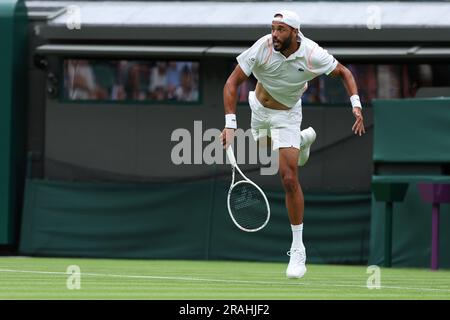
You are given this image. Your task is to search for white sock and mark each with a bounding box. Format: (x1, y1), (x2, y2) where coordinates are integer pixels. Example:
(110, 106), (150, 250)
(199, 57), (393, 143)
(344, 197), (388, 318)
(291, 223), (305, 250)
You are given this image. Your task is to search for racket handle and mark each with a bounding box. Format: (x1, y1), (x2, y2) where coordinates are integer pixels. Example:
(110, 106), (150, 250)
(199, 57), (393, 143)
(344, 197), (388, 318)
(226, 145), (237, 167)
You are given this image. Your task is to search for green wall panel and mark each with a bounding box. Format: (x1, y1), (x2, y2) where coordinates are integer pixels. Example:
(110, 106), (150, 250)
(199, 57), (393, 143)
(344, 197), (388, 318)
(373, 98), (450, 163)
(0, 0), (28, 245)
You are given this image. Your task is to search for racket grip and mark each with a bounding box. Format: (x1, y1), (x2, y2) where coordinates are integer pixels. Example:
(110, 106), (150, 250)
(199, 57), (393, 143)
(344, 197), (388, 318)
(226, 145), (237, 167)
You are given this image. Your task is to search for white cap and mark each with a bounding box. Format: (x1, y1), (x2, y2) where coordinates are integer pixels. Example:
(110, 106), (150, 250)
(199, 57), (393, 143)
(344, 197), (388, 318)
(272, 10), (301, 30)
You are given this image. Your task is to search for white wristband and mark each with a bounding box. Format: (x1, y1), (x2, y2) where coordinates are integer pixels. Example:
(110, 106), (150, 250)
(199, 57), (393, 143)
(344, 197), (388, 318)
(350, 95), (362, 109)
(225, 114), (237, 129)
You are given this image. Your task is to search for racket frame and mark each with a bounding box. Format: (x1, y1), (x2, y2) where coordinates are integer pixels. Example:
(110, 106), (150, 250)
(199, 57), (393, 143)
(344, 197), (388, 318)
(226, 145), (271, 232)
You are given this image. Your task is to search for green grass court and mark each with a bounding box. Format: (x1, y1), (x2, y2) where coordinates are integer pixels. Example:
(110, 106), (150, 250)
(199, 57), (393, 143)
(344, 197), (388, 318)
(0, 257), (449, 299)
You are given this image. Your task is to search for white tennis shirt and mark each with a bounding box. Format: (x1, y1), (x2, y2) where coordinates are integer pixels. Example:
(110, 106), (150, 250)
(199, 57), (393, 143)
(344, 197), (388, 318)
(237, 34), (338, 108)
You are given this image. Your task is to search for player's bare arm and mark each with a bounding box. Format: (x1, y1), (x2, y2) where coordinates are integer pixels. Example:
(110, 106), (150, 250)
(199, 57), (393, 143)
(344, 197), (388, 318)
(330, 62), (366, 136)
(221, 64), (248, 148)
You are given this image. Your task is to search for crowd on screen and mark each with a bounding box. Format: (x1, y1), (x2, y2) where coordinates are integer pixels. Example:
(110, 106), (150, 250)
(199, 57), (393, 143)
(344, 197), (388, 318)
(64, 60), (449, 105)
(64, 60), (200, 102)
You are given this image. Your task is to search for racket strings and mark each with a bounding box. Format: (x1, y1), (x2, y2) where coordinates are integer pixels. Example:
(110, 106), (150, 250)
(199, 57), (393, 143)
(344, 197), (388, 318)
(229, 182), (268, 230)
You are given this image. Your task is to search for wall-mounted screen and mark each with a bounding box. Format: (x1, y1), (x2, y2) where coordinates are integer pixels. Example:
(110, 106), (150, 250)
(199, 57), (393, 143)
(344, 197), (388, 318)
(63, 59), (200, 103)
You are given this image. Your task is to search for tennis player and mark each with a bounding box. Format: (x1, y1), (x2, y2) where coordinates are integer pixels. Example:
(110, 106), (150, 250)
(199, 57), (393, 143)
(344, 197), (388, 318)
(220, 10), (365, 278)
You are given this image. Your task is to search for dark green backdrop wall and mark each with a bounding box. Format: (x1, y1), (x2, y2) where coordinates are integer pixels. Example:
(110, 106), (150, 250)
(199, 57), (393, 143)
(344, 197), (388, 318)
(19, 178), (371, 264)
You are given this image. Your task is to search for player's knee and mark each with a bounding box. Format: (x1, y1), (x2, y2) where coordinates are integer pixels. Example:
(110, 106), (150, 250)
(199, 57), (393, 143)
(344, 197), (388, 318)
(281, 174), (299, 193)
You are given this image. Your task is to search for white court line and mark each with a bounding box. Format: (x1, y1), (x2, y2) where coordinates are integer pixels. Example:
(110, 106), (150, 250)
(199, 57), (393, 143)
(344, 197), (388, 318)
(1, 268), (450, 294)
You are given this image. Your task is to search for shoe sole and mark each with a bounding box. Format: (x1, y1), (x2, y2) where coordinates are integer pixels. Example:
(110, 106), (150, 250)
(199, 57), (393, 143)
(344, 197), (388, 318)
(286, 268), (307, 279)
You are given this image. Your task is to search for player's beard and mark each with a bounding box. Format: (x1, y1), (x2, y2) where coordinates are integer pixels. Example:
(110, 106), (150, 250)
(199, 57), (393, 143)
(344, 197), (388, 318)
(273, 35), (292, 52)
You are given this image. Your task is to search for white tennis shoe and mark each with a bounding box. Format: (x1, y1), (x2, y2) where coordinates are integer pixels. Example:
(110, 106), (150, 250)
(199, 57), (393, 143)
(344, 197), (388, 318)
(286, 248), (307, 278)
(298, 127), (316, 166)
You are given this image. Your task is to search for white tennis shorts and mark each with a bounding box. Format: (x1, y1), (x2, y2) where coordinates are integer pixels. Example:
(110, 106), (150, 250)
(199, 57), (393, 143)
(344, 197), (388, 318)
(248, 91), (302, 150)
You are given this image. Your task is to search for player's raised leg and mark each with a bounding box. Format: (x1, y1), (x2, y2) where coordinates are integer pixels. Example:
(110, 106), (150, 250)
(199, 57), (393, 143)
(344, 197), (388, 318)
(298, 127), (316, 166)
(279, 147), (307, 278)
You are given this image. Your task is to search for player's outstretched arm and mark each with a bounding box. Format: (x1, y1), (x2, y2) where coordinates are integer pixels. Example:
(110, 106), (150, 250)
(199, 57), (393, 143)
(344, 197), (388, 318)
(330, 63), (366, 136)
(221, 65), (249, 148)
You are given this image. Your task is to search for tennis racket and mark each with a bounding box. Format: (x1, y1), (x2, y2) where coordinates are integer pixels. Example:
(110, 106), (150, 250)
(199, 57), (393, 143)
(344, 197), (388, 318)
(226, 145), (270, 232)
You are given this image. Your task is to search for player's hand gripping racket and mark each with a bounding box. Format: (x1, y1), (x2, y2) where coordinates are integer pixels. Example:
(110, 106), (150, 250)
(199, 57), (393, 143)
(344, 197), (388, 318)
(226, 145), (270, 232)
